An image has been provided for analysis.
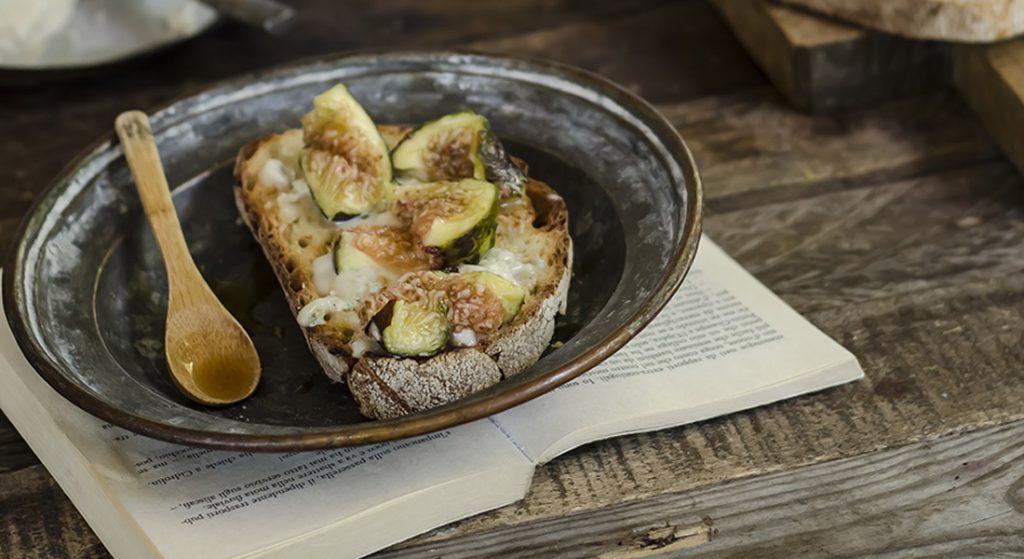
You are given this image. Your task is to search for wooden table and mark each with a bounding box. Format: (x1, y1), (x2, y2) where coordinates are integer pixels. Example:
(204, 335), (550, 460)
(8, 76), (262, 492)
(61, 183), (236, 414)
(2, 1), (1023, 556)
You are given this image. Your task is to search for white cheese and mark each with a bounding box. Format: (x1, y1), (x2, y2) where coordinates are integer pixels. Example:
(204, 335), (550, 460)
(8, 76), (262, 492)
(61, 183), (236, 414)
(349, 336), (381, 358)
(276, 190), (304, 223)
(450, 329), (478, 347)
(311, 253), (390, 300)
(311, 253), (337, 296)
(275, 178), (320, 224)
(330, 267), (389, 305)
(300, 251), (392, 328)
(459, 247), (540, 291)
(258, 158), (292, 189)
(277, 135), (304, 161)
(296, 296), (355, 328)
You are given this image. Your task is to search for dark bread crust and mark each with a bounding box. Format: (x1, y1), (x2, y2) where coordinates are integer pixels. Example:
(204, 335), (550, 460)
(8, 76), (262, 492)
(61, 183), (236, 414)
(349, 349), (502, 418)
(234, 129), (571, 419)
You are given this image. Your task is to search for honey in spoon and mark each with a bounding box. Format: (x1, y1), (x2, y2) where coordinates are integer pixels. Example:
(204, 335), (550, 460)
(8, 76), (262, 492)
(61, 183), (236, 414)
(184, 355), (258, 403)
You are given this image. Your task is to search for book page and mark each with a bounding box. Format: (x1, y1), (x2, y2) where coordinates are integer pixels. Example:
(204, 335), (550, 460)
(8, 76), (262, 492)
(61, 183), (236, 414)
(492, 237), (864, 462)
(0, 314), (532, 559)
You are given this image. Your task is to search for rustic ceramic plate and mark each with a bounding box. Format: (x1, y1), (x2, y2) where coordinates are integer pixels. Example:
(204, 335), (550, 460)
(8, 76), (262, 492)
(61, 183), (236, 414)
(4, 52), (702, 450)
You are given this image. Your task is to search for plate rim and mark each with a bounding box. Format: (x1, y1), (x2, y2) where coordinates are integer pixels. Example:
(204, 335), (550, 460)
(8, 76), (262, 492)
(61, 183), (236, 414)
(3, 50), (703, 451)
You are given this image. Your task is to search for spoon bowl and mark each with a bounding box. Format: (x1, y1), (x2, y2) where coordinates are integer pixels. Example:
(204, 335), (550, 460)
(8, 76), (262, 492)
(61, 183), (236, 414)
(115, 110), (261, 406)
(164, 291), (261, 405)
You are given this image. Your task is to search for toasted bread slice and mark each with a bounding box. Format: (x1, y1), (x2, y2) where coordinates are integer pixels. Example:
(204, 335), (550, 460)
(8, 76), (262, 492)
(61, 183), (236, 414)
(234, 126), (571, 419)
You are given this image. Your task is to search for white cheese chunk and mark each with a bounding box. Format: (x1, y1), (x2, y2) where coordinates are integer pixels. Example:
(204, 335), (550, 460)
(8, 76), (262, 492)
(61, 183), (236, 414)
(331, 267), (387, 304)
(311, 253), (337, 296)
(450, 329), (478, 347)
(258, 158), (292, 189)
(350, 336), (382, 358)
(296, 296), (355, 328)
(459, 247), (540, 291)
(300, 251), (392, 328)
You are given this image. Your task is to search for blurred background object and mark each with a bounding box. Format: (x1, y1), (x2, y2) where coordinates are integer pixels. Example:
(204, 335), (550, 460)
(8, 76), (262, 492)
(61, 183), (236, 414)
(197, 0), (295, 34)
(778, 0), (1024, 43)
(0, 0), (78, 65)
(0, 0), (216, 72)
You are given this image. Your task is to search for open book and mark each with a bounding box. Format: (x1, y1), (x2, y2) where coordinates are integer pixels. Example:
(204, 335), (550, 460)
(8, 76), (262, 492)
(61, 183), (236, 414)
(0, 237), (863, 559)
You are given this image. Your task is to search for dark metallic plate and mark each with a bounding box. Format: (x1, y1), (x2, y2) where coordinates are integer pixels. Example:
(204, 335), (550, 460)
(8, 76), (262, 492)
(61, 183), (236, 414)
(4, 52), (702, 450)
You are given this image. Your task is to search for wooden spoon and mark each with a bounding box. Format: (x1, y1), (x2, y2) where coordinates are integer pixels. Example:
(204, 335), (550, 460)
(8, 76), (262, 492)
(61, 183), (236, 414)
(115, 110), (260, 406)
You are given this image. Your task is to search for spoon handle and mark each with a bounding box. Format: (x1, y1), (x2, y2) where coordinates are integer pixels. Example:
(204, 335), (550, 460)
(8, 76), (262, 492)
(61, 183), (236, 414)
(114, 111), (197, 285)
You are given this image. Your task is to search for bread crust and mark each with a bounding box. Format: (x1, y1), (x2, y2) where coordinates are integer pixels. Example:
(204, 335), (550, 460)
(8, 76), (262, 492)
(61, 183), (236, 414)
(234, 128), (571, 419)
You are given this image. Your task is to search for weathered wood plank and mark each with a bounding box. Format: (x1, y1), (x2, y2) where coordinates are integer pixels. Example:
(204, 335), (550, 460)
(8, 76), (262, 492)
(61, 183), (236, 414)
(955, 38), (1024, 179)
(708, 162), (1024, 311)
(713, 0), (950, 111)
(0, 0), (722, 133)
(0, 0), (677, 112)
(662, 90), (998, 210)
(468, 1), (763, 104)
(379, 419), (1024, 558)
(0, 414), (33, 473)
(0, 466), (110, 559)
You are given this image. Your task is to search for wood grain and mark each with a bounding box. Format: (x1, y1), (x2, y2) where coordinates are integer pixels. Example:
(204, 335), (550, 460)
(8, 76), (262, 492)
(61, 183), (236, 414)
(0, 467), (110, 559)
(708, 163), (1024, 310)
(713, 0), (950, 111)
(662, 90), (998, 210)
(955, 38), (1024, 179)
(377, 419), (1024, 558)
(468, 1), (763, 104)
(0, 415), (32, 472)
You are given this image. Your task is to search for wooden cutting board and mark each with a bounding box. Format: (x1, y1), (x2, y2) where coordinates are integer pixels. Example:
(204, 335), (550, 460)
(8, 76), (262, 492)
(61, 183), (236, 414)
(713, 0), (949, 111)
(955, 39), (1024, 177)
